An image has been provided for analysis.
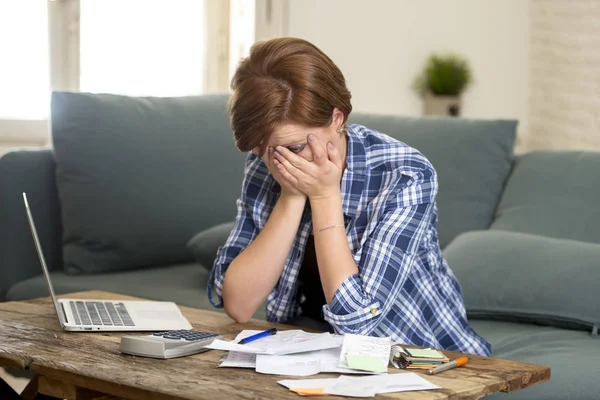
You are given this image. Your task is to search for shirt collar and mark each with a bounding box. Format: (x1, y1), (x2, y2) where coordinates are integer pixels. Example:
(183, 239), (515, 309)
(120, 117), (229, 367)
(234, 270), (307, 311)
(340, 124), (366, 219)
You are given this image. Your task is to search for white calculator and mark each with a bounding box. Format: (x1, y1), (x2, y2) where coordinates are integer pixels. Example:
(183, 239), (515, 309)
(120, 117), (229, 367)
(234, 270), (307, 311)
(119, 330), (222, 359)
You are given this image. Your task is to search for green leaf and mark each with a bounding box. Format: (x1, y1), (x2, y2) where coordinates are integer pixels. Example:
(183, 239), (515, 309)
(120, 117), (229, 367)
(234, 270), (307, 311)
(412, 53), (473, 97)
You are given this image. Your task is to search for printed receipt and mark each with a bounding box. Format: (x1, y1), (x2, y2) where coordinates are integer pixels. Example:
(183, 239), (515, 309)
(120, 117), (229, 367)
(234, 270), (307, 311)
(338, 333), (391, 373)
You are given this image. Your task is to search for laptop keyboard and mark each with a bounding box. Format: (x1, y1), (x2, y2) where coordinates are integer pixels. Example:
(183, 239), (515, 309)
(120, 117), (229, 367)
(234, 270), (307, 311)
(69, 301), (135, 326)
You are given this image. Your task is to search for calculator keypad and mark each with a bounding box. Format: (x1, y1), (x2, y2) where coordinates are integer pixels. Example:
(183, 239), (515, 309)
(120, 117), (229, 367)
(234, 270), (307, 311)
(152, 330), (219, 341)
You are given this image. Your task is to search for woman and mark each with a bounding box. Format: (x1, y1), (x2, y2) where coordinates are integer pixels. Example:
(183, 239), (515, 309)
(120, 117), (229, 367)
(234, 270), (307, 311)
(208, 37), (491, 356)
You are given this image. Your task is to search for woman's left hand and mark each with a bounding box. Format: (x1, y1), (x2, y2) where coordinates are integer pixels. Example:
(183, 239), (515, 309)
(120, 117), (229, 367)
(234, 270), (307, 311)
(273, 134), (344, 201)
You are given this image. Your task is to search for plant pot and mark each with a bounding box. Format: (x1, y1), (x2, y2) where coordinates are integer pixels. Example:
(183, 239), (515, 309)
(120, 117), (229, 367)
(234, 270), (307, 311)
(423, 94), (461, 117)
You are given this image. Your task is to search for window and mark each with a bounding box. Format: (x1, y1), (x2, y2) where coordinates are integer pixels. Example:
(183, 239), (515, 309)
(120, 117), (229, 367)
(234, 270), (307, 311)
(0, 1), (50, 120)
(229, 0), (255, 82)
(0, 0), (234, 141)
(79, 0), (206, 97)
(0, 0), (284, 143)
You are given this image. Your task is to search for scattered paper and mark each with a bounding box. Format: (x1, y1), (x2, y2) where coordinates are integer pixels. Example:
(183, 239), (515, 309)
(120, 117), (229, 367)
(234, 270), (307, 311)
(339, 334), (391, 372)
(256, 353), (321, 376)
(279, 378), (336, 390)
(319, 348), (380, 375)
(278, 372), (440, 397)
(325, 375), (388, 397)
(219, 351), (256, 368)
(378, 373), (440, 394)
(206, 329), (343, 355)
(207, 339), (266, 354)
(255, 347), (379, 377)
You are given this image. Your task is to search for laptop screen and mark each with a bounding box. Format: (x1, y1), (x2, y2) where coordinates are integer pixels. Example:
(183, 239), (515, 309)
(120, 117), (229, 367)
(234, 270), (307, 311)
(22, 192), (66, 326)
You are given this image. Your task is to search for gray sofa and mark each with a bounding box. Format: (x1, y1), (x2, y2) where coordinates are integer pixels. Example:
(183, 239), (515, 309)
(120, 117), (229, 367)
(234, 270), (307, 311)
(1, 92), (599, 399)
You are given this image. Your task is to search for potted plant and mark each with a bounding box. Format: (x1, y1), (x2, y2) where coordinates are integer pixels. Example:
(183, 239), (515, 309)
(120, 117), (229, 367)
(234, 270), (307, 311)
(412, 53), (473, 117)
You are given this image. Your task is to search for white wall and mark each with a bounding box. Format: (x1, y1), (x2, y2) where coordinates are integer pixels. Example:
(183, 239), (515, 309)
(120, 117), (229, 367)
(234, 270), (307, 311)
(287, 0), (529, 143)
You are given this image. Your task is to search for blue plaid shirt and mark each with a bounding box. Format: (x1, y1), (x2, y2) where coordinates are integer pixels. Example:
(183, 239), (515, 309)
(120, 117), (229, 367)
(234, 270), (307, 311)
(208, 124), (491, 356)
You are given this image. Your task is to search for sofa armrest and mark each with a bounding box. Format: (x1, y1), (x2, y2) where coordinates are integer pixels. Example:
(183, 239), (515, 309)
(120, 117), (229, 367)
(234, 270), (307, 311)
(0, 148), (63, 300)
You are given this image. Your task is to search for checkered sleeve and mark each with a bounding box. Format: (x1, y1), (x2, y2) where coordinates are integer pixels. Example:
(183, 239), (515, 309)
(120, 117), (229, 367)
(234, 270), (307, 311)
(207, 154), (262, 308)
(322, 166), (438, 335)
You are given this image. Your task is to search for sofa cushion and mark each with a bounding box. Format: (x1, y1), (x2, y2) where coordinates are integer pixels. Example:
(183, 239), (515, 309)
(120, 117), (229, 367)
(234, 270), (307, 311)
(444, 230), (600, 331)
(5, 263), (267, 321)
(491, 150), (600, 244)
(187, 221), (234, 272)
(51, 92), (246, 274)
(6, 263), (211, 308)
(470, 320), (599, 400)
(348, 114), (516, 248)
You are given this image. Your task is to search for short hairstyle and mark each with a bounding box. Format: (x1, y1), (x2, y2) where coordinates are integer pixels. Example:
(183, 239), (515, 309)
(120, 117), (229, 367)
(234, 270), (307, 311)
(228, 37), (352, 156)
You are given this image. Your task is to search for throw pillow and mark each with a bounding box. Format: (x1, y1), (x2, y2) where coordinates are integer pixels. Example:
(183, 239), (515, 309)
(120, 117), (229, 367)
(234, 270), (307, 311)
(51, 92), (246, 274)
(348, 114), (516, 248)
(187, 222), (235, 271)
(444, 229), (600, 331)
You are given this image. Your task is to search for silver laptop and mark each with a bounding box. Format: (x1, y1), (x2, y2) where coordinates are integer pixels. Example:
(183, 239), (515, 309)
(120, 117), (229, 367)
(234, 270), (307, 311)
(23, 192), (193, 332)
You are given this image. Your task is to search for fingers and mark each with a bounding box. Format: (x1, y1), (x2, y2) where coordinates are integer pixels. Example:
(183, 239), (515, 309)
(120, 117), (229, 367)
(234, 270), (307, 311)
(274, 146), (309, 173)
(327, 142), (343, 169)
(307, 134), (327, 165)
(272, 157), (300, 187)
(268, 147), (296, 185)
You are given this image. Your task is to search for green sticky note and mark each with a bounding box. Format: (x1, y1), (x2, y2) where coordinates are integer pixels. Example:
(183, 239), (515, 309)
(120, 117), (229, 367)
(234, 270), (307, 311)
(407, 348), (444, 358)
(346, 354), (387, 373)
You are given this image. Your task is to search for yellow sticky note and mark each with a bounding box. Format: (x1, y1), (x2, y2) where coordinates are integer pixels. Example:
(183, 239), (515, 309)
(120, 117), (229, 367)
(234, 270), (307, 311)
(407, 348), (444, 358)
(290, 387), (325, 396)
(346, 354), (387, 373)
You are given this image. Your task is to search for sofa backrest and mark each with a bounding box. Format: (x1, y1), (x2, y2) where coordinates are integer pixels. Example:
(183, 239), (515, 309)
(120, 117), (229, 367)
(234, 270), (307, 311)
(0, 93), (518, 287)
(49, 92), (248, 275)
(348, 113), (517, 248)
(0, 149), (63, 300)
(491, 150), (600, 243)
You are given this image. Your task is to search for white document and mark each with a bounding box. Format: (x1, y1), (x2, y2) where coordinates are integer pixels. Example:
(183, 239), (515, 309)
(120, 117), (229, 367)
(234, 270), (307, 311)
(278, 378), (336, 390)
(255, 347), (378, 377)
(278, 372), (440, 396)
(256, 352), (322, 376)
(219, 351), (256, 368)
(206, 329), (343, 355)
(378, 373), (440, 393)
(325, 375), (388, 397)
(207, 339), (267, 354)
(338, 333), (391, 370)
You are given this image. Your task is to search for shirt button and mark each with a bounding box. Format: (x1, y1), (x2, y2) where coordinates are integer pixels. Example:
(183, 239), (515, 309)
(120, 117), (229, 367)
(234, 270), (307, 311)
(370, 307), (377, 314)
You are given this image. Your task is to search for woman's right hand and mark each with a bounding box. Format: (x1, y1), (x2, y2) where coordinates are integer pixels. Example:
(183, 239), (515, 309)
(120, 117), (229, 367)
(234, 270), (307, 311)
(255, 146), (307, 200)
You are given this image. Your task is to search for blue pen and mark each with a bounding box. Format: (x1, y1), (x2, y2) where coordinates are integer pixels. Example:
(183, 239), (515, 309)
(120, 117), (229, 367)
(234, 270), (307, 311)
(238, 328), (278, 344)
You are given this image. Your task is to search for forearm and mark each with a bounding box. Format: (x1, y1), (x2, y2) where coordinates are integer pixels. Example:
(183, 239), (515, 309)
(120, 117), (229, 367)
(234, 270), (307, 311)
(310, 193), (359, 303)
(222, 195), (306, 322)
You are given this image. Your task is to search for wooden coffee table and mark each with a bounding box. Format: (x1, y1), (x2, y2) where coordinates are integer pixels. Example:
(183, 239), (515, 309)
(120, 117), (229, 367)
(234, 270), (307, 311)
(0, 291), (550, 400)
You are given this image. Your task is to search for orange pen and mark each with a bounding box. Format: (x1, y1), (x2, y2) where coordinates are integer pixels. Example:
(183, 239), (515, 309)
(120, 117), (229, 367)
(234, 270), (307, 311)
(427, 357), (469, 375)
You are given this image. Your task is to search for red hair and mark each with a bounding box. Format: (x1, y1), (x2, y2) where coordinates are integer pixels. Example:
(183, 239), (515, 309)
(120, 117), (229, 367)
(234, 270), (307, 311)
(228, 37), (352, 156)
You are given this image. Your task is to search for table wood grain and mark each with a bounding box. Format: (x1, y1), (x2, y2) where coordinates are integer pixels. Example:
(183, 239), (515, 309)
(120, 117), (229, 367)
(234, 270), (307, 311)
(0, 291), (550, 400)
